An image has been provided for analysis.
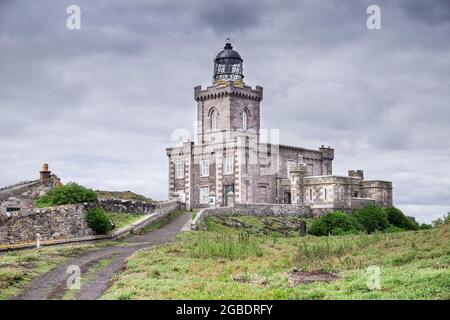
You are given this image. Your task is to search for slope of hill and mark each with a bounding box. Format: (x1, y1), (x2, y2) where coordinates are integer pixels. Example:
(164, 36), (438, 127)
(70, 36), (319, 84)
(95, 190), (154, 203)
(101, 217), (450, 300)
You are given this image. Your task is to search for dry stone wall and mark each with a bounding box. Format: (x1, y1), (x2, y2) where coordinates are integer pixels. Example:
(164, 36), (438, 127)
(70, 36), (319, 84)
(0, 199), (182, 246)
(191, 202), (311, 230)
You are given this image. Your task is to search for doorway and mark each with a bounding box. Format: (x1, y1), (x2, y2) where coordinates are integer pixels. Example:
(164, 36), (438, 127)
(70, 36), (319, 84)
(223, 184), (234, 206)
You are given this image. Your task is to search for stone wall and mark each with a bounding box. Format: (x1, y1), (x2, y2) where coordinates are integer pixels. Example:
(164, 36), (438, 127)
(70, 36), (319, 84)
(0, 199), (183, 246)
(191, 202), (311, 230)
(97, 199), (160, 215)
(0, 204), (94, 245)
(350, 197), (376, 209)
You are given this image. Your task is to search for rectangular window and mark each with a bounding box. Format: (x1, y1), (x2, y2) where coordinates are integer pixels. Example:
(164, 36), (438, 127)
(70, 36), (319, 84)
(224, 156), (233, 175)
(201, 159), (209, 177)
(200, 187), (209, 204)
(307, 163), (314, 176)
(310, 189), (313, 201)
(286, 160), (294, 178)
(175, 162), (184, 179)
(324, 188), (327, 200)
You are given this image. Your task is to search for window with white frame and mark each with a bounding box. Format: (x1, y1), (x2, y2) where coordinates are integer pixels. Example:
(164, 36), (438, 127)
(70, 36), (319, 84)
(175, 162), (184, 179)
(242, 110), (248, 131)
(200, 187), (209, 204)
(201, 159), (209, 177)
(224, 156), (233, 175)
(286, 160), (294, 178)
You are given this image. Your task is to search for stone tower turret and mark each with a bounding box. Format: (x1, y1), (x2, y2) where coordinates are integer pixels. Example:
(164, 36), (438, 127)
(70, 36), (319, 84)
(290, 163), (307, 204)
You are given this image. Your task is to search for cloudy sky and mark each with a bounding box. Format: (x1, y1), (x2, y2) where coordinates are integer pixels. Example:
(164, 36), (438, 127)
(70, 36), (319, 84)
(1, 0), (449, 223)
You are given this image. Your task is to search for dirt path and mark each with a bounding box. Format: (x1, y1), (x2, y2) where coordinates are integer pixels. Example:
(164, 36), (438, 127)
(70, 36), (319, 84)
(14, 211), (192, 300)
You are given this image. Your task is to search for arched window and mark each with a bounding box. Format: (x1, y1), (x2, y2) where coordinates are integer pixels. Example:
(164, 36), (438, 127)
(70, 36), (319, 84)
(242, 110), (248, 131)
(210, 110), (217, 130)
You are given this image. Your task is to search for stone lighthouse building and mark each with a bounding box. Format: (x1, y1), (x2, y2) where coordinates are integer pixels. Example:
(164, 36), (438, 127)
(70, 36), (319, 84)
(166, 41), (393, 213)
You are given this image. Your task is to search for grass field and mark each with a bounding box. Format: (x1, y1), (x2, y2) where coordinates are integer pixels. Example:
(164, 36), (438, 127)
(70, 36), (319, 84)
(102, 216), (450, 300)
(106, 212), (146, 230)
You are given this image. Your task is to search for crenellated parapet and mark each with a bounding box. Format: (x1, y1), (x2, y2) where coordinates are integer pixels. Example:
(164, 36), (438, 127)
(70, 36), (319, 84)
(194, 82), (263, 102)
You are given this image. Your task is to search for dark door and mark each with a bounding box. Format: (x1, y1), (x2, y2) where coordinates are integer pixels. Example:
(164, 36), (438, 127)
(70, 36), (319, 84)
(284, 191), (291, 204)
(223, 184), (234, 206)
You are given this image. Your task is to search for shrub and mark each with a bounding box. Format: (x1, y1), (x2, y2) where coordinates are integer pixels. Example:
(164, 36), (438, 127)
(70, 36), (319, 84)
(432, 212), (450, 228)
(85, 207), (112, 235)
(351, 205), (390, 233)
(419, 223), (433, 230)
(309, 211), (363, 236)
(34, 182), (97, 208)
(385, 207), (418, 230)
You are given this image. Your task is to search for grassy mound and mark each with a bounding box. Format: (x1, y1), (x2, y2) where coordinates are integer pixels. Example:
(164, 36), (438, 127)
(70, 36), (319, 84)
(95, 190), (154, 203)
(101, 217), (450, 300)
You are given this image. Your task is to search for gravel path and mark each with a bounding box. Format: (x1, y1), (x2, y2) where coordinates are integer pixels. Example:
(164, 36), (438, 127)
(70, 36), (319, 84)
(15, 211), (191, 300)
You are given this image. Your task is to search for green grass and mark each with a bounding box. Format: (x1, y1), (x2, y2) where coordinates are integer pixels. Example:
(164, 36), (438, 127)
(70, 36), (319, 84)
(136, 210), (184, 234)
(106, 212), (146, 230)
(0, 241), (116, 299)
(189, 232), (264, 259)
(102, 217), (450, 300)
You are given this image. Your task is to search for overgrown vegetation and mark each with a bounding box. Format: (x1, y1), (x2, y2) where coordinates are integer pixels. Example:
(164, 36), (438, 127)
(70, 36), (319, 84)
(85, 207), (112, 235)
(102, 217), (450, 300)
(189, 232), (264, 259)
(106, 213), (145, 230)
(432, 212), (450, 228)
(310, 206), (423, 236)
(309, 211), (362, 236)
(352, 205), (390, 233)
(385, 207), (418, 230)
(34, 183), (97, 208)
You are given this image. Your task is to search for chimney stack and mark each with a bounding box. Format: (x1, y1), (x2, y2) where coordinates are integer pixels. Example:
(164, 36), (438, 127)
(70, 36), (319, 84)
(40, 163), (51, 181)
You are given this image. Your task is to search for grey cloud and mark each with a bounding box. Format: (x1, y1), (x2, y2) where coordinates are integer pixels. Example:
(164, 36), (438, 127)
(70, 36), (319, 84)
(1, 0), (449, 223)
(399, 0), (450, 25)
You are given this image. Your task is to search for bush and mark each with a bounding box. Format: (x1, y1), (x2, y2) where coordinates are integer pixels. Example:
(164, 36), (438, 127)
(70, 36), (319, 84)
(385, 207), (418, 230)
(432, 212), (450, 228)
(309, 211), (363, 236)
(85, 207), (112, 235)
(352, 205), (390, 233)
(419, 223), (433, 230)
(35, 182), (97, 208)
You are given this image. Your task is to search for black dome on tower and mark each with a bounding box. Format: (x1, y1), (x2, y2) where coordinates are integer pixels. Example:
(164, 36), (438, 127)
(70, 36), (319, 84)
(213, 40), (244, 83)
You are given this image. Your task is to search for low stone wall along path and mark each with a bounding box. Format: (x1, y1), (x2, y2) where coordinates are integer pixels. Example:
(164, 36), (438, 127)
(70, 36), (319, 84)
(14, 211), (191, 300)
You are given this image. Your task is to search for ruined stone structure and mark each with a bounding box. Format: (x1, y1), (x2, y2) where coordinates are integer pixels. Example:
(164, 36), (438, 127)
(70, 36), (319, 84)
(0, 164), (61, 217)
(167, 40), (392, 213)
